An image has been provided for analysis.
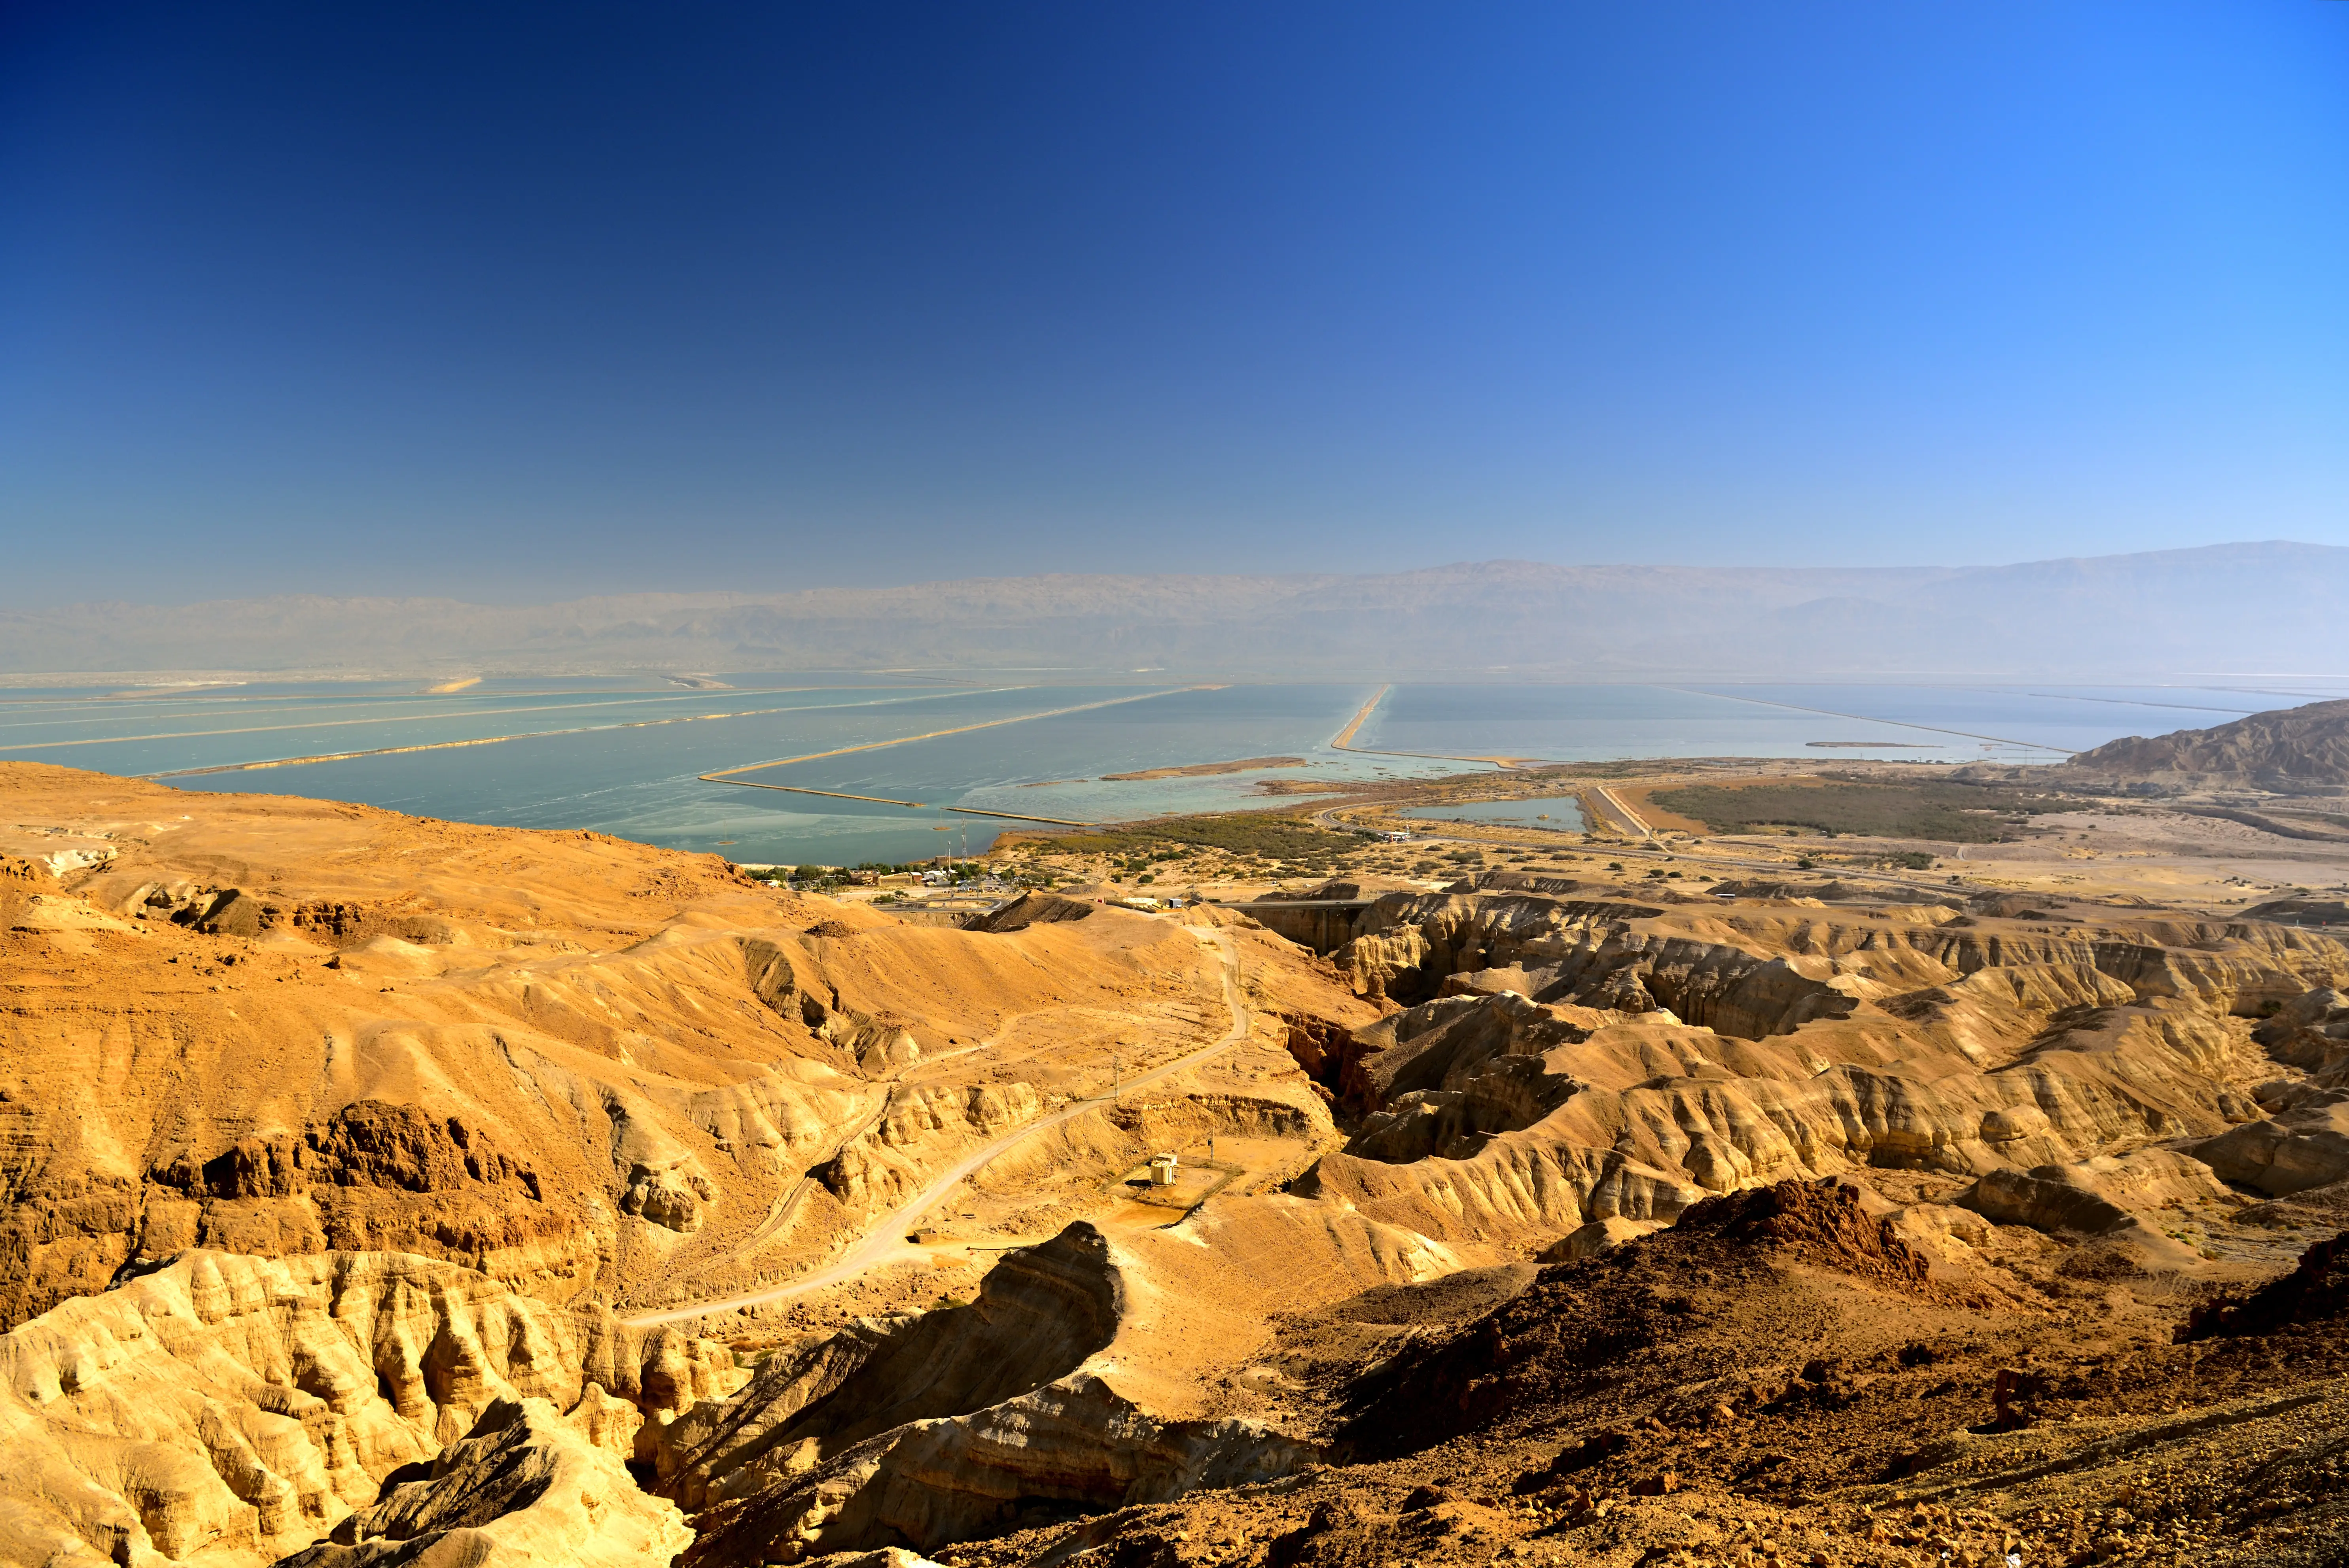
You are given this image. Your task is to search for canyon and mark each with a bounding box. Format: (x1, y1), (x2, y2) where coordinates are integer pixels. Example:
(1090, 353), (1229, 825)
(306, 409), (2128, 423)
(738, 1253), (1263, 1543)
(8, 756), (2349, 1565)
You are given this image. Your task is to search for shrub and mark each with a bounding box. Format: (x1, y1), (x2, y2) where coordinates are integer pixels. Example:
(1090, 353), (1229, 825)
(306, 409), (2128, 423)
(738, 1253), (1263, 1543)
(1041, 813), (1357, 861)
(1647, 780), (2068, 844)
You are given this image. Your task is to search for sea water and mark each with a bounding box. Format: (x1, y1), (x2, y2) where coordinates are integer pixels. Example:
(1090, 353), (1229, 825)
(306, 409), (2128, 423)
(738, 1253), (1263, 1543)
(2, 675), (2341, 866)
(1353, 682), (2328, 766)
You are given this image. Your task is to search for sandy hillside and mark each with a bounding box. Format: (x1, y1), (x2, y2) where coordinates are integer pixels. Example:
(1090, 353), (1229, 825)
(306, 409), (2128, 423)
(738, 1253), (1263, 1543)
(10, 761), (2349, 1566)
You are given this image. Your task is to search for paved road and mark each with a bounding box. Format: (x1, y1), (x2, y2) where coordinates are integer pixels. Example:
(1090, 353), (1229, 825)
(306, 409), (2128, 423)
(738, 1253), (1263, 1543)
(1585, 784), (1655, 841)
(622, 923), (1253, 1328)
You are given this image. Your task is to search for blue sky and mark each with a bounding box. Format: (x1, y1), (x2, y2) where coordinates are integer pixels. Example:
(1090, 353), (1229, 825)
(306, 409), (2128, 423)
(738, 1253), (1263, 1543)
(2, 1), (2344, 602)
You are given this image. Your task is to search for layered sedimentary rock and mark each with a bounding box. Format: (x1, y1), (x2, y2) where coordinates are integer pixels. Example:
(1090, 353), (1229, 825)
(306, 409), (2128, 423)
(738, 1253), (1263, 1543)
(280, 1396), (692, 1568)
(0, 761), (1312, 1332)
(0, 1250), (736, 1567)
(17, 761), (2349, 1566)
(656, 1225), (1316, 1564)
(1267, 879), (2349, 1260)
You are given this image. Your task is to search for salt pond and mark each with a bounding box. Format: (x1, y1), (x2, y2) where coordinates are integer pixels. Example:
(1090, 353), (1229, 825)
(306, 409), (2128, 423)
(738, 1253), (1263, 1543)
(1397, 796), (1588, 832)
(2, 674), (2338, 865)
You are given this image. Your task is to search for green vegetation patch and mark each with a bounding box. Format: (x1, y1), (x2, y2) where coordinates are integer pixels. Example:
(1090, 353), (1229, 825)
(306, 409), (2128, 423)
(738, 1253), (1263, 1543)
(1647, 781), (2067, 843)
(1039, 813), (1362, 861)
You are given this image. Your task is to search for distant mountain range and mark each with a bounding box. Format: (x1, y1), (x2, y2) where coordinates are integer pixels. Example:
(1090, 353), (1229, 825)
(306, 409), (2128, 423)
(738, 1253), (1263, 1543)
(3, 541), (2343, 681)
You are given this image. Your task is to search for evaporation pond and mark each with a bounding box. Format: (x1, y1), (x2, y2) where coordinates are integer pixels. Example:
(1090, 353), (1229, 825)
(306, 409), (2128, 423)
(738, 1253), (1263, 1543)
(1397, 796), (1586, 830)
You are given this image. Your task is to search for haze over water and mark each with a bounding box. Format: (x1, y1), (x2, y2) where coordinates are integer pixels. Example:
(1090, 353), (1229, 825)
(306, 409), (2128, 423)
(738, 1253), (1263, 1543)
(5, 677), (2340, 866)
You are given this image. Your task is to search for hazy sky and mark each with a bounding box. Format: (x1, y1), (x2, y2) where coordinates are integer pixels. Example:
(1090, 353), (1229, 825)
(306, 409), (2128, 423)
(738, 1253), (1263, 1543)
(3, 2), (2345, 603)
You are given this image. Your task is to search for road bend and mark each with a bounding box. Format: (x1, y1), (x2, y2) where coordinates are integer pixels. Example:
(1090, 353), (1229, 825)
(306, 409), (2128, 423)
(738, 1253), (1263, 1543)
(623, 924), (1253, 1328)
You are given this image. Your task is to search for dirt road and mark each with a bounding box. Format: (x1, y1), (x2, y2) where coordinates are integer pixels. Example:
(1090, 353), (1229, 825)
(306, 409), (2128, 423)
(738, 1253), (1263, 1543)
(623, 923), (1253, 1327)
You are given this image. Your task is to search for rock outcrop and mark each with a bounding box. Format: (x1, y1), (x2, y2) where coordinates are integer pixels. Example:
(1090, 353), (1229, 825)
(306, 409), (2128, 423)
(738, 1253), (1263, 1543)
(657, 1225), (1313, 1562)
(279, 1396), (692, 1568)
(2181, 1231), (2349, 1340)
(1954, 1149), (2224, 1270)
(0, 1249), (736, 1567)
(2067, 698), (2349, 785)
(2197, 1095), (2349, 1197)
(1273, 886), (2349, 1264)
(20, 759), (2349, 1565)
(0, 761), (1315, 1331)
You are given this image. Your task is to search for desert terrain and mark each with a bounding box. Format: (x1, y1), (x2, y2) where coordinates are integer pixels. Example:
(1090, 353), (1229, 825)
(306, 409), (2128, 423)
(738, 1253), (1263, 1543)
(11, 702), (2349, 1568)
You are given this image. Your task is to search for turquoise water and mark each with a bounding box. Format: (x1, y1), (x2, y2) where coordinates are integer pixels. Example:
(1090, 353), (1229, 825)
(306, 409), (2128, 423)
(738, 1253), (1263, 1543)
(0, 679), (1441, 863)
(1356, 682), (2346, 766)
(1398, 796), (1588, 831)
(4, 676), (2341, 865)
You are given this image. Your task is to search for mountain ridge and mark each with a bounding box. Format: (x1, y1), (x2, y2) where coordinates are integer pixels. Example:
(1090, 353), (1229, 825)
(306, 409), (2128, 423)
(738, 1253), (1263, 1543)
(2070, 697), (2349, 784)
(3, 541), (2339, 680)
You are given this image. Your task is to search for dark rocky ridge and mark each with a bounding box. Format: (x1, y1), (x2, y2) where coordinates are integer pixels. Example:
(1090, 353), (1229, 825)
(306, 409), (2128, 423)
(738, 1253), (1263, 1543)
(2069, 698), (2349, 786)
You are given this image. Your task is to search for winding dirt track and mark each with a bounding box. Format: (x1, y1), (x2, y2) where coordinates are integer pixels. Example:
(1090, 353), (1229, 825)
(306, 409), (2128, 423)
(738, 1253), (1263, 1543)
(623, 923), (1251, 1328)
